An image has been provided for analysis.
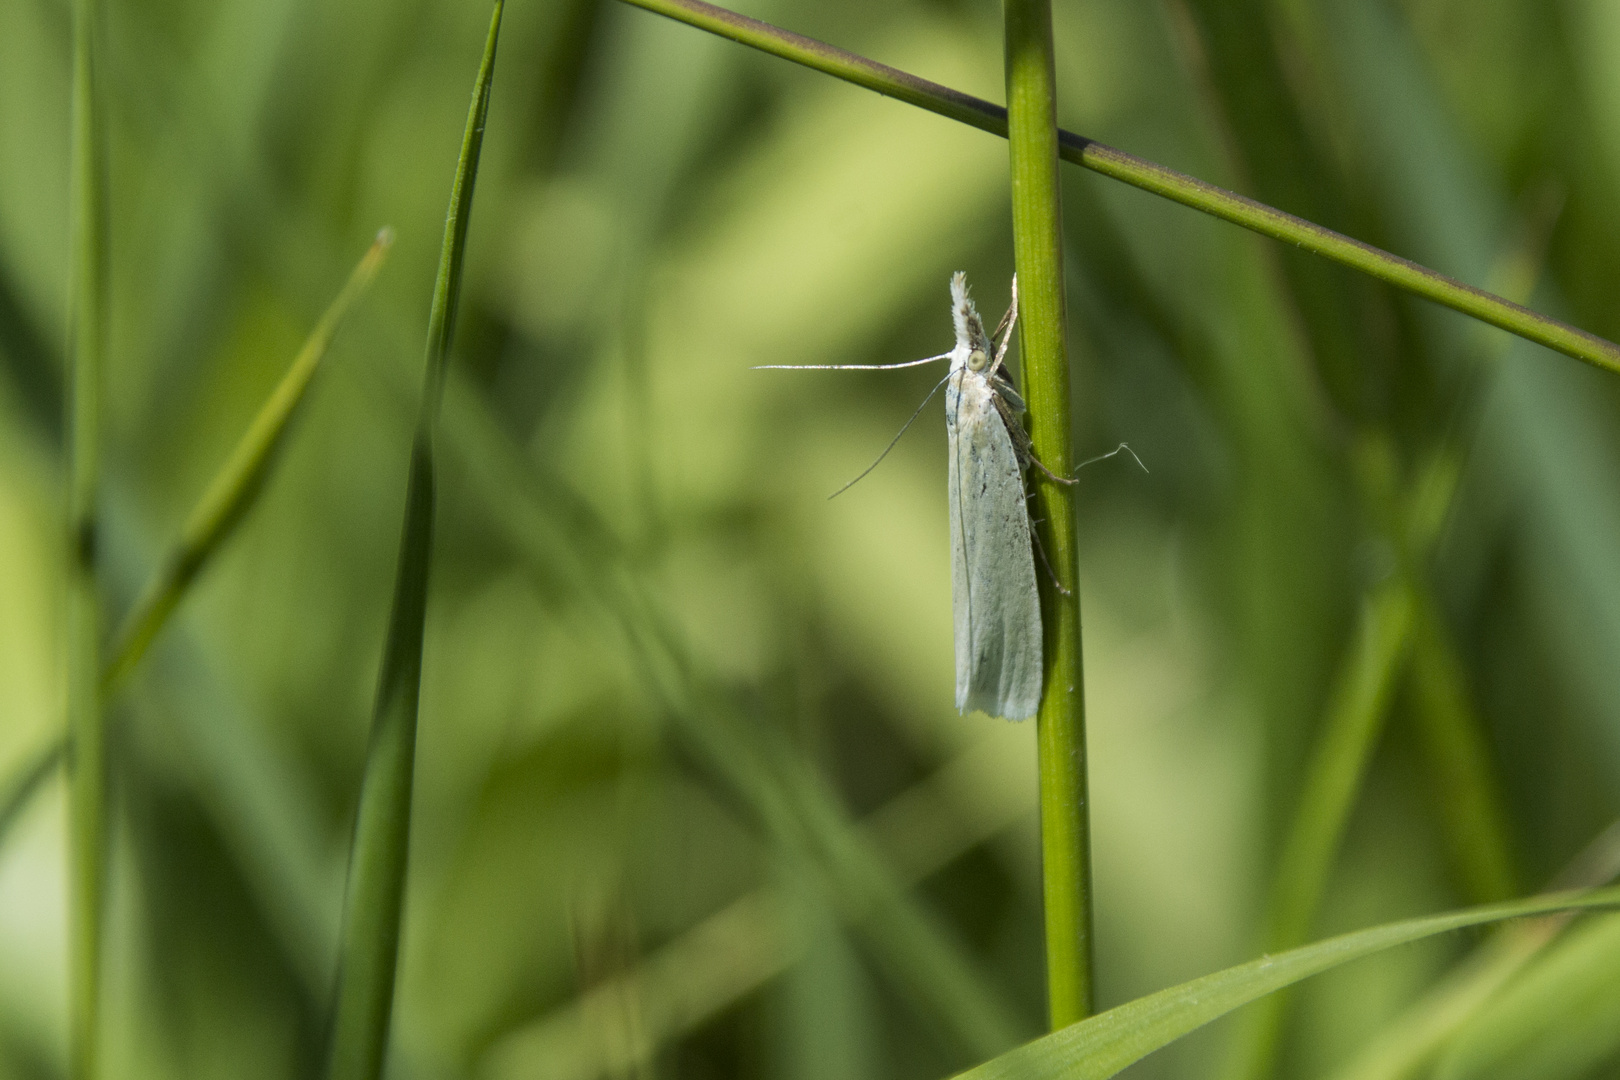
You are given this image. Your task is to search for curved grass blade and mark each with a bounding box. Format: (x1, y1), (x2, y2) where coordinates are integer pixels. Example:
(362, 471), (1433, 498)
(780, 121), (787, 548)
(103, 229), (392, 692)
(950, 887), (1620, 1080)
(612, 0), (1620, 379)
(322, 7), (502, 1080)
(65, 0), (109, 1075)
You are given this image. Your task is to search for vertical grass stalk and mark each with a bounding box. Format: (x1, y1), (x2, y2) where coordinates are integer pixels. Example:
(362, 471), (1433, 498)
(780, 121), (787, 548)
(1004, 0), (1093, 1028)
(65, 0), (108, 1075)
(323, 8), (501, 1080)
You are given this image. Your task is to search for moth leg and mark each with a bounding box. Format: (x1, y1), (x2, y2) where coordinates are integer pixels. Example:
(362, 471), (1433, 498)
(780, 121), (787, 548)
(996, 396), (1081, 487)
(1027, 451), (1080, 487)
(1027, 517), (1073, 597)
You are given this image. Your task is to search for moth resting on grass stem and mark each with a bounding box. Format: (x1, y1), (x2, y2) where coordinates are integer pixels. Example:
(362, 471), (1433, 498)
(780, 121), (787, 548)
(761, 273), (1055, 719)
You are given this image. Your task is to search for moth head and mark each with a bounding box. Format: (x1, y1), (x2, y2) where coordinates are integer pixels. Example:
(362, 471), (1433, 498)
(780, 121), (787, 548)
(967, 345), (991, 372)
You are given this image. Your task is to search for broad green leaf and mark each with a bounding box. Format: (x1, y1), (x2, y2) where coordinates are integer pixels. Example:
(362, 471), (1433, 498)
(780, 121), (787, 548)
(951, 887), (1620, 1080)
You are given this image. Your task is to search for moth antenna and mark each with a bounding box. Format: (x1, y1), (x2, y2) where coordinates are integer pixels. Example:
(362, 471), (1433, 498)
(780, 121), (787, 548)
(828, 372), (953, 499)
(754, 352), (951, 371)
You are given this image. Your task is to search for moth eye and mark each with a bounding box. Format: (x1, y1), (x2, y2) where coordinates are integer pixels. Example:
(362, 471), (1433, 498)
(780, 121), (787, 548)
(968, 348), (989, 372)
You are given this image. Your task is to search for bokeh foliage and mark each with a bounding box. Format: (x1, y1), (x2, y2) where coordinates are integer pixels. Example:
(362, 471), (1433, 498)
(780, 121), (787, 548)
(3, 0), (1620, 1078)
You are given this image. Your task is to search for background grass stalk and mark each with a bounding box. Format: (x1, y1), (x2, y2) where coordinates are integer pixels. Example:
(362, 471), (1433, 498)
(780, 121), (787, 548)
(615, 0), (1620, 377)
(65, 0), (108, 1075)
(1004, 0), (1092, 1029)
(322, 8), (500, 1080)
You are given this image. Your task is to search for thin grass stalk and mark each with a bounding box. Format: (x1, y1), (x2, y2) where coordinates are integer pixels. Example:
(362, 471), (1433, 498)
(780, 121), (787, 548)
(323, 8), (501, 1080)
(1004, 0), (1092, 1029)
(613, 0), (1620, 379)
(65, 0), (108, 1074)
(103, 230), (393, 692)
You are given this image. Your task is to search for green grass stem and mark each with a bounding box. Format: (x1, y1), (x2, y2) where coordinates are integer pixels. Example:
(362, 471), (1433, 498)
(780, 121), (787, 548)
(614, 0), (1620, 379)
(103, 231), (391, 692)
(322, 9), (501, 1080)
(65, 0), (108, 1075)
(1003, 0), (1093, 1030)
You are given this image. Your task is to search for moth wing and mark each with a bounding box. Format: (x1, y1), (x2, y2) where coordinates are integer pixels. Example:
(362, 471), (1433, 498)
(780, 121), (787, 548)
(948, 378), (1043, 720)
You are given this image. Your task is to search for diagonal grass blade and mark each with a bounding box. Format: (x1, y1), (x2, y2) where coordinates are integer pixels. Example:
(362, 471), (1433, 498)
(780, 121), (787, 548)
(103, 229), (392, 692)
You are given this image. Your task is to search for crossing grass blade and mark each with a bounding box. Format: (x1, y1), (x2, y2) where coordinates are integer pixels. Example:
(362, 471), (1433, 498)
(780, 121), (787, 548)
(612, 0), (1620, 379)
(103, 229), (392, 692)
(321, 7), (502, 1080)
(949, 887), (1620, 1080)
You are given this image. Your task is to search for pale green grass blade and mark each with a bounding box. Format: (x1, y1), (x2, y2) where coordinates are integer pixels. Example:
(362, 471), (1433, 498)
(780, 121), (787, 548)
(323, 7), (502, 1080)
(1005, 0), (1092, 1030)
(950, 887), (1620, 1080)
(65, 0), (109, 1076)
(612, 0), (1620, 377)
(103, 230), (392, 692)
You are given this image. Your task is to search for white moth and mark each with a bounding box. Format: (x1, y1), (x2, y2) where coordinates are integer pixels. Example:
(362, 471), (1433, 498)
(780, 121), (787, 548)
(943, 272), (1043, 720)
(760, 273), (1046, 720)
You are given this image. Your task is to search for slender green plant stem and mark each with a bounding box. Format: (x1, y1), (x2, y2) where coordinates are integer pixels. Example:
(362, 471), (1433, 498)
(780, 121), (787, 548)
(613, 0), (1620, 379)
(65, 0), (108, 1075)
(323, 8), (501, 1080)
(103, 230), (392, 692)
(1004, 0), (1092, 1029)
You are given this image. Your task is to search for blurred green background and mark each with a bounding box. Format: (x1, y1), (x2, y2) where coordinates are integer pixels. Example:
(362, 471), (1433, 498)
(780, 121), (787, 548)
(4, 0), (1620, 1078)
